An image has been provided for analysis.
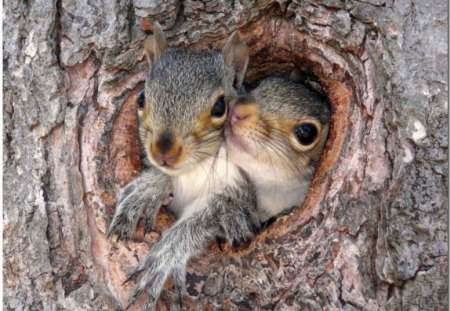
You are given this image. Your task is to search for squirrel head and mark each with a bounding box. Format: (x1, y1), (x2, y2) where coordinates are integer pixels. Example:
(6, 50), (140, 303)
(138, 22), (249, 176)
(225, 77), (331, 181)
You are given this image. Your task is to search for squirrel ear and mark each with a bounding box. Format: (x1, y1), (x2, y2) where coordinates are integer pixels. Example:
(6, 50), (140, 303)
(144, 22), (167, 68)
(222, 31), (249, 90)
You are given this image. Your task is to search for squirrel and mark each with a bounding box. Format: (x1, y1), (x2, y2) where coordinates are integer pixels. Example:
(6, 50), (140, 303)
(107, 23), (260, 310)
(108, 21), (330, 309)
(225, 76), (331, 222)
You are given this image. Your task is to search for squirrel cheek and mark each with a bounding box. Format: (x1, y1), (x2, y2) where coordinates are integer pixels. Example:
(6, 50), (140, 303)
(183, 135), (195, 146)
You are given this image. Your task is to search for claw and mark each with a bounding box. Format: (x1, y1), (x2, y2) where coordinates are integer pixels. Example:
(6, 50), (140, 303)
(178, 295), (183, 309)
(128, 268), (169, 310)
(215, 237), (225, 251)
(107, 214), (124, 238)
(143, 218), (155, 236)
(263, 217), (276, 228)
(252, 222), (261, 234)
(123, 268), (143, 285)
(106, 229), (114, 240)
(106, 226), (113, 238)
(122, 274), (135, 286)
(144, 295), (157, 311)
(176, 289), (184, 310)
(241, 237), (251, 247)
(123, 262), (150, 285)
(106, 231), (115, 241)
(128, 285), (145, 308)
(231, 240), (240, 250)
(173, 265), (186, 309)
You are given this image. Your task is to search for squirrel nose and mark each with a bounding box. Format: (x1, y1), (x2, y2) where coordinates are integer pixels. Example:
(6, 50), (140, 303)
(152, 152), (179, 167)
(150, 132), (183, 167)
(230, 109), (251, 124)
(229, 96), (258, 126)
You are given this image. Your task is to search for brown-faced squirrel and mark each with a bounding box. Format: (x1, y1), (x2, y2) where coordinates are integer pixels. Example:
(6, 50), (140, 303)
(107, 23), (260, 310)
(225, 76), (331, 222)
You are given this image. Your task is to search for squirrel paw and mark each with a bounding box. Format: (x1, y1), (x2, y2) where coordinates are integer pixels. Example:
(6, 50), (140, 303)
(124, 236), (187, 310)
(220, 209), (261, 250)
(107, 171), (171, 240)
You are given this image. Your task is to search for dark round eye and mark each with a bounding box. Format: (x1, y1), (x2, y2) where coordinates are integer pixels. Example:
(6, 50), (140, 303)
(211, 96), (226, 118)
(137, 89), (145, 109)
(294, 123), (318, 145)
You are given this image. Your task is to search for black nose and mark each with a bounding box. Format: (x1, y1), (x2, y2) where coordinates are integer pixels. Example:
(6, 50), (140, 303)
(156, 131), (174, 154)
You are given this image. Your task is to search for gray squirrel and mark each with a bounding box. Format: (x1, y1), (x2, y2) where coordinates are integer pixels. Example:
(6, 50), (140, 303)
(107, 23), (261, 309)
(108, 23), (331, 310)
(226, 77), (331, 222)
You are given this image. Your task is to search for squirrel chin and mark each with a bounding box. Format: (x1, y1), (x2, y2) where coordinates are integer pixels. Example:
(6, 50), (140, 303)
(146, 158), (183, 176)
(150, 158), (204, 177)
(154, 165), (186, 177)
(225, 125), (250, 154)
(226, 134), (249, 155)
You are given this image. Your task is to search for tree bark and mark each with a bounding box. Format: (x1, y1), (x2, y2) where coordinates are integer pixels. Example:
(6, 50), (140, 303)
(3, 0), (448, 310)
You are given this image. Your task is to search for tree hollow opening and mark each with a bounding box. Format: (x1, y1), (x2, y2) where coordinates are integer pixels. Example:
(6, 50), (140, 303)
(108, 18), (356, 245)
(104, 16), (360, 308)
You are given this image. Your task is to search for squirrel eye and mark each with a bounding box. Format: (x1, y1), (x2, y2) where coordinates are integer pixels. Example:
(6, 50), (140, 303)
(211, 96), (226, 118)
(137, 89), (145, 109)
(294, 123), (318, 146)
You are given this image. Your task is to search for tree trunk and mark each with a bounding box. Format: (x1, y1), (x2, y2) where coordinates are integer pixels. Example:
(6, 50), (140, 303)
(4, 0), (448, 310)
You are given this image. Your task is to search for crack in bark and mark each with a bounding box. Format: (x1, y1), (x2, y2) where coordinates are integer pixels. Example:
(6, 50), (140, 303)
(54, 0), (63, 67)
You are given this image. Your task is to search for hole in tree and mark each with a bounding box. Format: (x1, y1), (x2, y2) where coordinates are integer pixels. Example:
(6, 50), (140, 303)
(107, 20), (354, 243)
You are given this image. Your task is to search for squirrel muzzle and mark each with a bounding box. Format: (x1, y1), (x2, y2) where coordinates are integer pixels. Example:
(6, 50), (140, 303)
(150, 131), (183, 168)
(228, 96), (259, 128)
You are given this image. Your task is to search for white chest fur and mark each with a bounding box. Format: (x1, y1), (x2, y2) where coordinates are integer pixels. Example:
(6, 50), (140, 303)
(169, 146), (241, 219)
(254, 177), (309, 221)
(230, 150), (311, 221)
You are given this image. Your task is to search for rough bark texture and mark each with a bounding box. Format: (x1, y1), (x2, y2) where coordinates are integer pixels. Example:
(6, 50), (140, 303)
(3, 0), (448, 310)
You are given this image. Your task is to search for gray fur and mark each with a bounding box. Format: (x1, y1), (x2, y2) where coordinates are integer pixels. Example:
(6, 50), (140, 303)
(251, 77), (331, 169)
(108, 26), (260, 310)
(107, 167), (171, 239)
(124, 175), (259, 308)
(226, 76), (331, 221)
(145, 49), (224, 135)
(252, 77), (331, 125)
(213, 172), (260, 247)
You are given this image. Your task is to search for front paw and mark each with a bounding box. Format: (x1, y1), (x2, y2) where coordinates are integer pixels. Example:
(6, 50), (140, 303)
(107, 177), (170, 240)
(220, 210), (261, 249)
(107, 181), (141, 240)
(124, 246), (186, 310)
(142, 193), (173, 234)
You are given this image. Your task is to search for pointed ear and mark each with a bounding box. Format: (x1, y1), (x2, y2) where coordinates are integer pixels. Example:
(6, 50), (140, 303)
(144, 22), (167, 68)
(222, 31), (249, 90)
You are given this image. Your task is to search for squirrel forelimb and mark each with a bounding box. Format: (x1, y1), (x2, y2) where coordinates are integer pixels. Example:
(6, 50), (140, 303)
(107, 167), (171, 240)
(124, 164), (260, 308)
